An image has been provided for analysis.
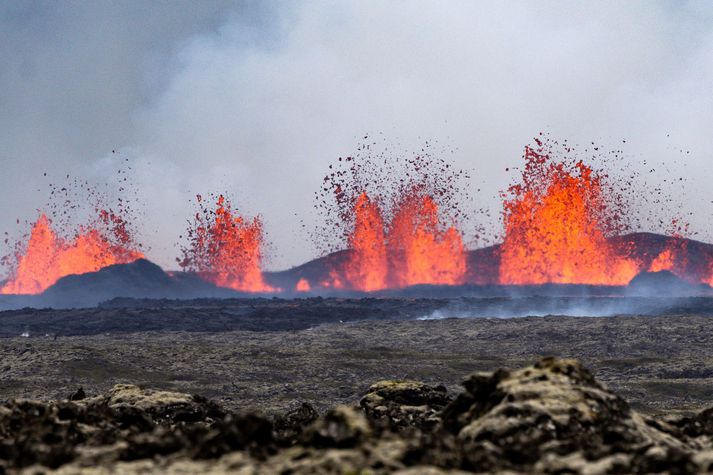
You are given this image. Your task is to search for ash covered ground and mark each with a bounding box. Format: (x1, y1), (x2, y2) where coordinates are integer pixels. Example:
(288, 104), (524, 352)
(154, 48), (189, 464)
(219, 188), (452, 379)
(2, 298), (713, 416)
(4, 299), (713, 473)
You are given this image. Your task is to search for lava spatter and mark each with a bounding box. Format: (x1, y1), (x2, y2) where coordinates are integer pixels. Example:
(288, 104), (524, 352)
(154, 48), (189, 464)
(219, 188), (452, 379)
(317, 140), (471, 291)
(295, 278), (311, 292)
(344, 193), (388, 291)
(387, 192), (466, 287)
(0, 212), (144, 295)
(499, 142), (639, 286)
(178, 195), (273, 293)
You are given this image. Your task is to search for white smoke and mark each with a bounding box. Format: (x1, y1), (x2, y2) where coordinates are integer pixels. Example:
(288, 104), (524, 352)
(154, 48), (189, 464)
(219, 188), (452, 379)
(2, 1), (713, 272)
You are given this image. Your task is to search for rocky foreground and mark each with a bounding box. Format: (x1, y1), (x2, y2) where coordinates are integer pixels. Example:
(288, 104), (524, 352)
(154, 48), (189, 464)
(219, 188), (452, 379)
(4, 358), (713, 474)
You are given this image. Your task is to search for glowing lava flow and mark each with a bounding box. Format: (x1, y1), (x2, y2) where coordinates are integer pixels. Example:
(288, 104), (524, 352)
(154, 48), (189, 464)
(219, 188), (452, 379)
(499, 146), (639, 285)
(649, 248), (676, 273)
(0, 213), (144, 295)
(179, 195), (273, 293)
(647, 222), (691, 278)
(647, 230), (713, 285)
(339, 192), (466, 291)
(388, 194), (466, 287)
(295, 278), (311, 292)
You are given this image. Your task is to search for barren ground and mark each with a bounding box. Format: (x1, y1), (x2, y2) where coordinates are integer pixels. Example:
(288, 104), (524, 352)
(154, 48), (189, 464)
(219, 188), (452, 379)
(1, 302), (712, 416)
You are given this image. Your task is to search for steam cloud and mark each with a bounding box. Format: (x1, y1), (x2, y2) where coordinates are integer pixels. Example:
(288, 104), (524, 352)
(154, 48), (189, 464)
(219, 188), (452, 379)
(1, 1), (712, 272)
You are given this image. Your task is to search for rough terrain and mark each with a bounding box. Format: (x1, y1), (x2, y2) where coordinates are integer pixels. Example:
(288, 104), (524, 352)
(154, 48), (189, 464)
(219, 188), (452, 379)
(6, 357), (713, 474)
(2, 309), (713, 416)
(3, 299), (713, 473)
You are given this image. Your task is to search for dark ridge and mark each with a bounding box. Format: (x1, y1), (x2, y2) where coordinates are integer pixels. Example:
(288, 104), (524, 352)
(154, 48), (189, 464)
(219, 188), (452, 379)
(0, 259), (242, 310)
(263, 250), (350, 291)
(265, 232), (713, 290)
(627, 270), (705, 297)
(0, 298), (446, 337)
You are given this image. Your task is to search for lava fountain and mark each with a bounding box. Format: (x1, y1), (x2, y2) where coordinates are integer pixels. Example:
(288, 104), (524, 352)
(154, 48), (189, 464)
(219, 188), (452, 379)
(499, 143), (639, 285)
(178, 195), (273, 293)
(387, 192), (466, 287)
(340, 191), (466, 291)
(316, 141), (471, 292)
(0, 211), (144, 295)
(344, 192), (388, 291)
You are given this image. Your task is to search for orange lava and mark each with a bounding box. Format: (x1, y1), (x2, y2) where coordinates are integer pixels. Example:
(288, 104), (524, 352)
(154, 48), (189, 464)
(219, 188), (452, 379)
(295, 278), (311, 292)
(344, 193), (388, 291)
(649, 248), (676, 273)
(499, 146), (639, 285)
(647, 228), (694, 281)
(388, 194), (466, 287)
(320, 269), (345, 289)
(338, 192), (466, 291)
(0, 213), (143, 295)
(180, 195), (273, 293)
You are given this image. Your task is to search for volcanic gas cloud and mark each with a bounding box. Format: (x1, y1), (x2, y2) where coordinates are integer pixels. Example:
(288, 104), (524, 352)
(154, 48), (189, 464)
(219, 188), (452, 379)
(0, 211), (144, 295)
(178, 195), (273, 293)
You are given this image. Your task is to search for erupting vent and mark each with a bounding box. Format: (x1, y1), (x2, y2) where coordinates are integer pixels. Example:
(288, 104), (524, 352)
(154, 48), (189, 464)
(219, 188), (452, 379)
(499, 143), (638, 285)
(178, 195), (274, 293)
(339, 191), (466, 291)
(314, 141), (470, 292)
(0, 212), (143, 295)
(387, 193), (466, 287)
(3, 137), (713, 297)
(345, 193), (388, 291)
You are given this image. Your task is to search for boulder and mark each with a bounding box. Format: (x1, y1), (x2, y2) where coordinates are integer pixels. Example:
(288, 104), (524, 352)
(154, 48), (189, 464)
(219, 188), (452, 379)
(360, 380), (451, 432)
(439, 357), (696, 473)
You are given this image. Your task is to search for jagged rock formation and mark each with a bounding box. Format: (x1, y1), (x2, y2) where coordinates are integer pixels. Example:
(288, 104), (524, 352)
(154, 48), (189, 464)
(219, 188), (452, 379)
(360, 380), (451, 433)
(4, 358), (713, 474)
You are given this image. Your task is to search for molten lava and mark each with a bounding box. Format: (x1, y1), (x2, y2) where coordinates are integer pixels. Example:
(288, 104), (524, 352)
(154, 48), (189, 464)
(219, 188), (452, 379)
(0, 213), (144, 295)
(344, 193), (388, 291)
(295, 278), (311, 292)
(644, 220), (692, 279)
(388, 193), (466, 287)
(179, 195), (273, 293)
(320, 269), (345, 289)
(338, 191), (466, 291)
(649, 248), (676, 273)
(499, 146), (639, 285)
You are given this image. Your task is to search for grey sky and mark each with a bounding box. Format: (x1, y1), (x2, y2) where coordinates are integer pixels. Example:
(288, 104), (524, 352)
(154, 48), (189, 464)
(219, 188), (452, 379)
(1, 1), (712, 272)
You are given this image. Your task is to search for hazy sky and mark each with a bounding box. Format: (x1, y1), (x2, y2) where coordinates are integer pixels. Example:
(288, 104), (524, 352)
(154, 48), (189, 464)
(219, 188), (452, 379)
(1, 0), (712, 271)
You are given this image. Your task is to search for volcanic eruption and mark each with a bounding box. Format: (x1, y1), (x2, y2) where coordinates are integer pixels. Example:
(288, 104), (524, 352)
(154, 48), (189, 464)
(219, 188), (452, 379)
(385, 191), (466, 287)
(492, 137), (713, 289)
(178, 194), (273, 293)
(344, 192), (388, 291)
(314, 143), (469, 292)
(3, 137), (713, 301)
(498, 140), (640, 286)
(0, 210), (144, 295)
(644, 224), (713, 285)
